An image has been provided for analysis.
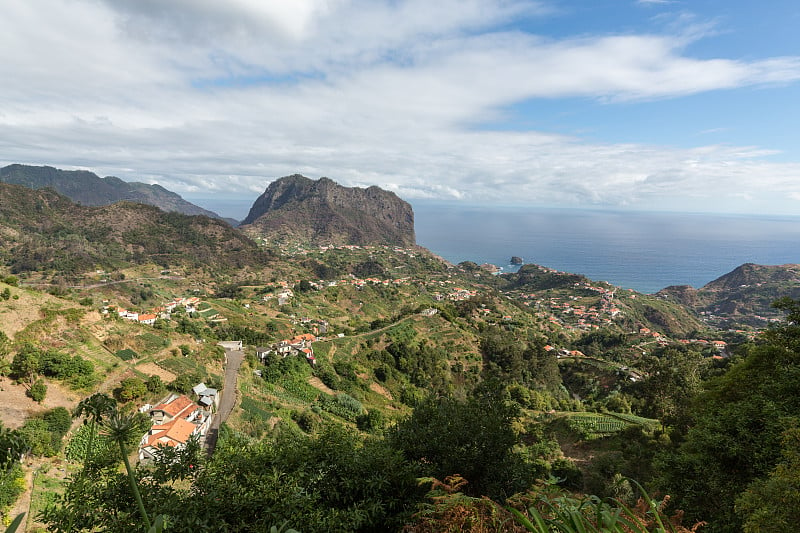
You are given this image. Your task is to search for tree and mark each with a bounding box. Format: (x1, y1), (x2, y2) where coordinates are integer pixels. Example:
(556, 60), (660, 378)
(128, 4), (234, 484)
(295, 280), (313, 292)
(10, 345), (40, 385)
(636, 347), (706, 432)
(73, 393), (117, 464)
(117, 377), (147, 402)
(658, 298), (800, 532)
(390, 381), (538, 500)
(145, 375), (164, 394)
(42, 407), (71, 437)
(0, 332), (10, 373)
(17, 419), (56, 456)
(736, 426), (800, 532)
(102, 409), (152, 530)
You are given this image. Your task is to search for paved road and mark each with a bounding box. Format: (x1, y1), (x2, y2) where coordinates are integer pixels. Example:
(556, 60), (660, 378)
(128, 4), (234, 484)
(204, 349), (244, 456)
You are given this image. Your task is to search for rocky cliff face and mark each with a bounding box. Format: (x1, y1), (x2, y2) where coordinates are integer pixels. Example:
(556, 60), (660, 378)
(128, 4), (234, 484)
(241, 175), (416, 247)
(0, 164), (228, 221)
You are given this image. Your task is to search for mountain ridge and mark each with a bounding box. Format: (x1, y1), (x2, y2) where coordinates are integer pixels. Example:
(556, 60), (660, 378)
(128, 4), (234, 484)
(0, 182), (272, 275)
(0, 164), (233, 223)
(657, 262), (800, 326)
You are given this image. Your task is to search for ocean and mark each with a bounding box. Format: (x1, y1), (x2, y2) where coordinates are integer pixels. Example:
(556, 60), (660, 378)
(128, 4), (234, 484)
(412, 202), (800, 294)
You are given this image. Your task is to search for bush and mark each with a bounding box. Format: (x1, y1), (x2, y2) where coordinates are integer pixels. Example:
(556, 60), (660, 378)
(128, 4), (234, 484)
(335, 393), (364, 414)
(356, 409), (385, 434)
(115, 349), (138, 361)
(116, 377), (147, 402)
(42, 407), (72, 437)
(17, 419), (56, 456)
(293, 410), (319, 433)
(29, 379), (47, 403)
(39, 350), (94, 380)
(146, 374), (165, 394)
(170, 372), (205, 394)
(0, 462), (25, 515)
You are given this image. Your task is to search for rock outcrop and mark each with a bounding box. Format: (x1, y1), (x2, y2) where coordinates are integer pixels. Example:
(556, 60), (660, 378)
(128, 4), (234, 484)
(241, 175), (415, 247)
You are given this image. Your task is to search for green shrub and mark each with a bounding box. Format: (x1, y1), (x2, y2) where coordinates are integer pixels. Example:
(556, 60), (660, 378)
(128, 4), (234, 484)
(28, 380), (47, 403)
(116, 377), (147, 402)
(42, 407), (71, 437)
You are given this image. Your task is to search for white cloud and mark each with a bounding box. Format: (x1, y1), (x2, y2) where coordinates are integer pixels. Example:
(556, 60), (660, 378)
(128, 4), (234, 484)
(0, 0), (799, 216)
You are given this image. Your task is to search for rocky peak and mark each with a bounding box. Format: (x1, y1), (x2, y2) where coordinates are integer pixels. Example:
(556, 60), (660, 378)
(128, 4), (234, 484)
(241, 175), (415, 247)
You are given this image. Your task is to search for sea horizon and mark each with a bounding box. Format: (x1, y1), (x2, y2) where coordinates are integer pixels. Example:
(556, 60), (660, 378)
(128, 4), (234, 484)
(412, 201), (800, 294)
(186, 195), (800, 295)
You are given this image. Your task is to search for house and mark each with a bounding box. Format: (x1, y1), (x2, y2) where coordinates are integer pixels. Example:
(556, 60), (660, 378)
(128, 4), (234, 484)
(301, 347), (316, 365)
(192, 383), (219, 409)
(259, 333), (317, 363)
(139, 392), (213, 463)
(149, 394), (198, 424)
(256, 346), (270, 360)
(138, 313), (157, 325)
(138, 417), (198, 462)
(117, 309), (139, 321)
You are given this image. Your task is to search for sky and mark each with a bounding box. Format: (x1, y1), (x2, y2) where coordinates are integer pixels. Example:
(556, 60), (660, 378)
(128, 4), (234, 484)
(2, 0), (800, 219)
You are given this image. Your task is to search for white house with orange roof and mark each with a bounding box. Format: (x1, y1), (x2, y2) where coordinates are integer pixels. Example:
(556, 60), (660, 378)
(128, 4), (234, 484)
(138, 417), (199, 462)
(138, 392), (213, 463)
(138, 313), (157, 326)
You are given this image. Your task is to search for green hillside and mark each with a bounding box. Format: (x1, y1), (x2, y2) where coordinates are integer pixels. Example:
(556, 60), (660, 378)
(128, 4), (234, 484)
(1, 188), (799, 531)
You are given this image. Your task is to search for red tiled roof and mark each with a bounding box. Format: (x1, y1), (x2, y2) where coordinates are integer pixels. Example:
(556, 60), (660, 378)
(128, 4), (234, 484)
(151, 395), (195, 418)
(146, 417), (196, 448)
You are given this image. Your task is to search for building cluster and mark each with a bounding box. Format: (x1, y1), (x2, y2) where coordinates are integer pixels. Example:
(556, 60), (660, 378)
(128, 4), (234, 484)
(104, 296), (213, 326)
(257, 333), (318, 365)
(137, 383), (218, 463)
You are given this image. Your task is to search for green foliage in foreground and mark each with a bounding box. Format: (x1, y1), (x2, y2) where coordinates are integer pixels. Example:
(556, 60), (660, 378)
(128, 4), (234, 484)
(406, 476), (700, 533)
(390, 381), (543, 501)
(510, 480), (692, 533)
(42, 425), (422, 533)
(736, 426), (800, 532)
(658, 296), (800, 532)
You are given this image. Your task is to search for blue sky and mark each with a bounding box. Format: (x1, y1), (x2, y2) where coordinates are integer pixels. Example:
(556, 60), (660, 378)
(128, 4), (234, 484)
(1, 0), (800, 218)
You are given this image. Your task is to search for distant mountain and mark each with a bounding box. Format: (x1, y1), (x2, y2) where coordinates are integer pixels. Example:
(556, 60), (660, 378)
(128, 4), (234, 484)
(241, 175), (415, 247)
(0, 164), (232, 223)
(658, 263), (800, 327)
(0, 182), (272, 275)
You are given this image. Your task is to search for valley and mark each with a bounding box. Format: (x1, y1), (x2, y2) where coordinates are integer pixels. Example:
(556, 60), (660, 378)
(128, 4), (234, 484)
(0, 173), (798, 532)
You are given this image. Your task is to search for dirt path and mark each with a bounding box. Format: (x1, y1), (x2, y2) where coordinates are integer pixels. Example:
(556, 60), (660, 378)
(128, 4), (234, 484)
(8, 460), (36, 527)
(369, 382), (394, 400)
(308, 376), (335, 395)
